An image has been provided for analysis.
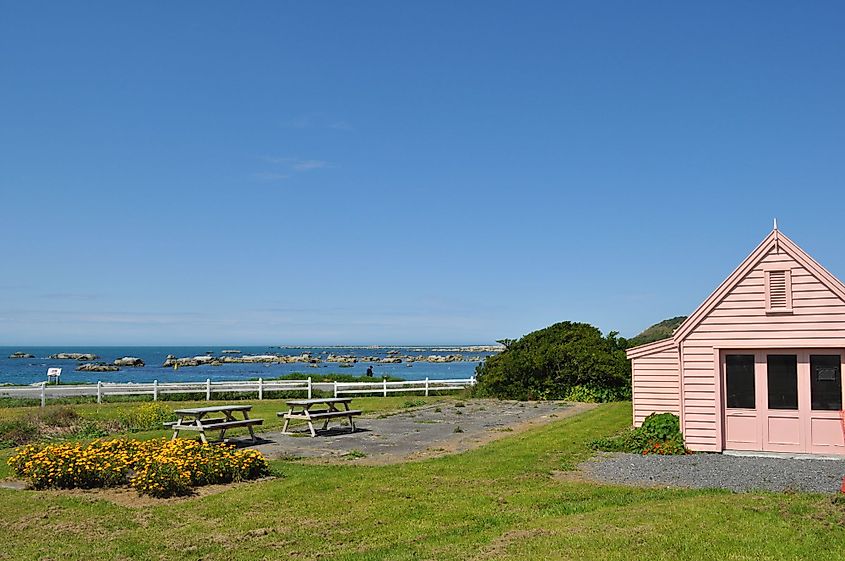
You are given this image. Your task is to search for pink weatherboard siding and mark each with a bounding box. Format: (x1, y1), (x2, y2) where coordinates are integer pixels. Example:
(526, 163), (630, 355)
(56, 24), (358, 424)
(627, 228), (845, 455)
(628, 339), (679, 427)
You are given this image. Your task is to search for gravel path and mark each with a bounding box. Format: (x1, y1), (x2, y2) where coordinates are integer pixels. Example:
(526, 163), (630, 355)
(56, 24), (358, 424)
(249, 400), (589, 464)
(581, 452), (845, 493)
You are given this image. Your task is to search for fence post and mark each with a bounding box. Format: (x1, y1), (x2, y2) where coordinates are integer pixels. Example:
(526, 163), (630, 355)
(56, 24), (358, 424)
(258, 378), (263, 400)
(206, 378), (211, 401)
(333, 380), (338, 398)
(96, 381), (102, 404)
(383, 377), (387, 397)
(153, 379), (159, 401)
(40, 382), (46, 408)
(425, 377), (429, 397)
(308, 377), (312, 399)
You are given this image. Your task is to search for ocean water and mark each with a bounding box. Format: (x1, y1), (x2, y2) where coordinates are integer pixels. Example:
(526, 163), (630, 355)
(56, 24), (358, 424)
(0, 346), (491, 386)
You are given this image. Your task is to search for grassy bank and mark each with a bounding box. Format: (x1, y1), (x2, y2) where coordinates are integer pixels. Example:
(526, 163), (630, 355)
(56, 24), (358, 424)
(0, 402), (843, 559)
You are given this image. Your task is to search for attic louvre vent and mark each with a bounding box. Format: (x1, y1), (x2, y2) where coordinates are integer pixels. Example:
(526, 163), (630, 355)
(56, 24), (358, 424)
(765, 269), (793, 313)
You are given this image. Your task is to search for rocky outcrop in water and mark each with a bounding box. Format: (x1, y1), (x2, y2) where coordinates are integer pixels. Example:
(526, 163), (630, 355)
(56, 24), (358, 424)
(163, 355), (218, 368)
(113, 357), (145, 367)
(326, 354), (357, 364)
(9, 352), (35, 359)
(162, 352), (321, 368)
(76, 363), (120, 372)
(50, 353), (99, 361)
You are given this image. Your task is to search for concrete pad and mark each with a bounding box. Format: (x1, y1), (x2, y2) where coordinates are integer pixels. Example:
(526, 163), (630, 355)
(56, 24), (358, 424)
(248, 399), (591, 464)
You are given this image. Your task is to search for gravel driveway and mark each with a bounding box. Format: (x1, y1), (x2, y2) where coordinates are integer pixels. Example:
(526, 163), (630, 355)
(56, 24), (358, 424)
(249, 399), (589, 464)
(581, 452), (845, 493)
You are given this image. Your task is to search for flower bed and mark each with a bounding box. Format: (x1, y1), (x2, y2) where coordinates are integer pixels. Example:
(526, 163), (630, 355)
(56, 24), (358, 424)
(8, 438), (271, 497)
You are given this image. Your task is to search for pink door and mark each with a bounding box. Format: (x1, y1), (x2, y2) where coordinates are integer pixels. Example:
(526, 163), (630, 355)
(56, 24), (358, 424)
(762, 353), (802, 453)
(723, 353), (760, 451)
(723, 350), (845, 455)
(806, 353), (845, 454)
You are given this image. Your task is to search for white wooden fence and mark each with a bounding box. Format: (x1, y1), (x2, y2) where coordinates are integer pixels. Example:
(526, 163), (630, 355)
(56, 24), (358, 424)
(333, 377), (476, 397)
(0, 376), (476, 407)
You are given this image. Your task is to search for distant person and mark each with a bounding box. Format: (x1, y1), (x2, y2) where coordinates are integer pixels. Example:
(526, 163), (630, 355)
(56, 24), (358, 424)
(366, 365), (374, 377)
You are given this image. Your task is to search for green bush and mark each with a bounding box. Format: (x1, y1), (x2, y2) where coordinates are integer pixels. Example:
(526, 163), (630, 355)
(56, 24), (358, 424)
(474, 322), (630, 401)
(0, 419), (40, 449)
(70, 420), (110, 439)
(119, 402), (175, 432)
(563, 385), (631, 403)
(36, 406), (82, 428)
(591, 413), (688, 455)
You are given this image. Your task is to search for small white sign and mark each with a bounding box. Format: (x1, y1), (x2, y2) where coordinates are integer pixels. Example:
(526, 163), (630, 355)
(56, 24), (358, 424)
(47, 367), (62, 381)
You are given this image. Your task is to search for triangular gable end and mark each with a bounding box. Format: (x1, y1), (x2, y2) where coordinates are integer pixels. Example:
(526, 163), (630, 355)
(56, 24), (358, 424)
(672, 229), (845, 343)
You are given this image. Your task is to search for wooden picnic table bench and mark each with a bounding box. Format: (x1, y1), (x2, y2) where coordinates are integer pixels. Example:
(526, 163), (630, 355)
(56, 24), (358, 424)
(278, 397), (362, 437)
(167, 404), (263, 444)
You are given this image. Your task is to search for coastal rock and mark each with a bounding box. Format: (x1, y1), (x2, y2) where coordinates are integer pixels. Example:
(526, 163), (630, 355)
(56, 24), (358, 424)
(426, 354), (462, 363)
(163, 355), (217, 368)
(76, 363), (120, 372)
(50, 353), (99, 361)
(326, 354), (357, 364)
(9, 352), (35, 359)
(113, 357), (145, 367)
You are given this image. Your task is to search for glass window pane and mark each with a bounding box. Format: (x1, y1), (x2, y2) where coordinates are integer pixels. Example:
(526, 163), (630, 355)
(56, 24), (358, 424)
(767, 354), (798, 410)
(726, 354), (755, 409)
(811, 355), (842, 411)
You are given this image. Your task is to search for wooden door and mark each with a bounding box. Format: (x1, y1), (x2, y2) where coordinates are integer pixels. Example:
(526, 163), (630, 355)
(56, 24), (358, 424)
(723, 349), (845, 455)
(762, 353), (802, 453)
(805, 352), (845, 455)
(723, 353), (761, 451)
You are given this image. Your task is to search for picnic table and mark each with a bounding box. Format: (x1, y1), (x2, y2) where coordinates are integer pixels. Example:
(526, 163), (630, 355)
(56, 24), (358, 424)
(278, 398), (362, 437)
(167, 404), (263, 444)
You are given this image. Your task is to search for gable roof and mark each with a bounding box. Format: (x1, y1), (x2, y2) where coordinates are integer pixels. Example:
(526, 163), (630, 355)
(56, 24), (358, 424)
(626, 337), (675, 359)
(671, 228), (845, 342)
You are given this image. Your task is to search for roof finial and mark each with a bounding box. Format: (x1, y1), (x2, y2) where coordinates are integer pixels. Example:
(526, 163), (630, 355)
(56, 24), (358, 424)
(773, 218), (778, 231)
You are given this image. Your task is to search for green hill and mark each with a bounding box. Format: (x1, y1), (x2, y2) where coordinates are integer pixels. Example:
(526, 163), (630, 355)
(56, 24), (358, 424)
(627, 316), (687, 348)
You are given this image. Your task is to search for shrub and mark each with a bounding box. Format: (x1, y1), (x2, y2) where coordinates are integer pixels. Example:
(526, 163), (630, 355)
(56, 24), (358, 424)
(591, 413), (689, 455)
(70, 420), (110, 439)
(119, 402), (175, 432)
(36, 406), (82, 428)
(474, 322), (630, 401)
(563, 385), (631, 403)
(0, 419), (40, 449)
(8, 438), (272, 497)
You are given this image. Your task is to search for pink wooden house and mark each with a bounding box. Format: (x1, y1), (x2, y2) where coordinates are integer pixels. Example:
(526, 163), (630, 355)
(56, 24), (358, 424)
(627, 227), (845, 455)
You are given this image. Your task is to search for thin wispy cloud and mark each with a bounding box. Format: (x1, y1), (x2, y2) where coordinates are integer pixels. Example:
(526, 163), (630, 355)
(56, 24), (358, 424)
(262, 156), (331, 171)
(253, 157), (333, 182)
(282, 114), (353, 131)
(292, 159), (330, 171)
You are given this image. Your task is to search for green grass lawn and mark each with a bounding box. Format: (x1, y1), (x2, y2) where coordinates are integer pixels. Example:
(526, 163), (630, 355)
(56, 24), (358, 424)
(1, 402), (844, 560)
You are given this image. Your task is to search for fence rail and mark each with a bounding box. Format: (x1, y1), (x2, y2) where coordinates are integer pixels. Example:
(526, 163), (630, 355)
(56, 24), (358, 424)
(334, 377), (476, 397)
(0, 376), (476, 407)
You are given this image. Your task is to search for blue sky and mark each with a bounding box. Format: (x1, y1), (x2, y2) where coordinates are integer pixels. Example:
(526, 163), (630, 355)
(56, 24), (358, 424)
(2, 2), (845, 345)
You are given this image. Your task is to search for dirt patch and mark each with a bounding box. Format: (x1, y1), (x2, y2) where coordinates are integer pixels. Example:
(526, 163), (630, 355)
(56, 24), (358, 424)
(474, 527), (555, 559)
(250, 400), (594, 465)
(2, 477), (277, 508)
